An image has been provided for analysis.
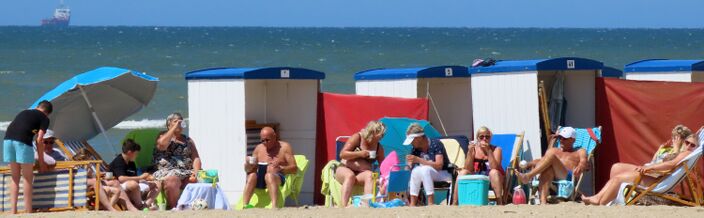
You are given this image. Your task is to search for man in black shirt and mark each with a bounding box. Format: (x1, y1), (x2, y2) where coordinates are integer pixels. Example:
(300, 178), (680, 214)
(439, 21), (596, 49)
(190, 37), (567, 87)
(2, 100), (52, 214)
(109, 139), (158, 210)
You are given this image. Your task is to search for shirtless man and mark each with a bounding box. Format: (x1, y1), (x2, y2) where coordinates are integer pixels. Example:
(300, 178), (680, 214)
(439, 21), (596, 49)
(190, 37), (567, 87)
(515, 127), (587, 204)
(242, 127), (298, 209)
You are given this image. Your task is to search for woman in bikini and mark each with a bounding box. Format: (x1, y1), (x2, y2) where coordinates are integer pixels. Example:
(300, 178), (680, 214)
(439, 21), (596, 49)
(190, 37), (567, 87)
(452, 126), (504, 205)
(335, 120), (386, 207)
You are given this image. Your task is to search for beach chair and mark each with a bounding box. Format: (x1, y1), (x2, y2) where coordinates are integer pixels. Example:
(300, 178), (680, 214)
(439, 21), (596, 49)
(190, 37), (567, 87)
(0, 160), (103, 212)
(122, 128), (162, 171)
(553, 126), (601, 200)
(385, 170), (411, 202)
(55, 140), (110, 174)
(490, 132), (525, 203)
(321, 136), (366, 207)
(419, 136), (469, 205)
(235, 155), (309, 209)
(618, 133), (704, 206)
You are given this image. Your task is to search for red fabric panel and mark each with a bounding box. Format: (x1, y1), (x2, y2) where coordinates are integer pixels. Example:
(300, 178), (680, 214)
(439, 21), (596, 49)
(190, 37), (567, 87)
(313, 92), (429, 204)
(596, 78), (704, 191)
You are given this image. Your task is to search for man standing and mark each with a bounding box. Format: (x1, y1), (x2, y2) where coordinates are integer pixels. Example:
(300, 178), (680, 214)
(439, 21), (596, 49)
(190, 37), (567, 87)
(515, 127), (588, 204)
(3, 100), (52, 214)
(242, 127), (298, 209)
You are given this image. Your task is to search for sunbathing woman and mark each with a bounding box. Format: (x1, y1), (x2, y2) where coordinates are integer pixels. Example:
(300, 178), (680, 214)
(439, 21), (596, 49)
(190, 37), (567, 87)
(335, 120), (386, 207)
(605, 125), (691, 181)
(582, 132), (700, 205)
(452, 126), (504, 205)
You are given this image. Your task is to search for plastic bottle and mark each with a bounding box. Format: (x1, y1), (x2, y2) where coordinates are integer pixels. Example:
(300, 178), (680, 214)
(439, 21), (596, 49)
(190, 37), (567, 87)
(512, 186), (527, 205)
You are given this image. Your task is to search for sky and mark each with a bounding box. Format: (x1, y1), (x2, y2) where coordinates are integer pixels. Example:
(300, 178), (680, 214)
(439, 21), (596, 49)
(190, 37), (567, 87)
(1, 0), (703, 28)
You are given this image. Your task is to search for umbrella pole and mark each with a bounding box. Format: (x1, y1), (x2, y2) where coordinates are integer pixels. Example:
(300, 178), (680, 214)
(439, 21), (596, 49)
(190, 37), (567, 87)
(78, 86), (118, 155)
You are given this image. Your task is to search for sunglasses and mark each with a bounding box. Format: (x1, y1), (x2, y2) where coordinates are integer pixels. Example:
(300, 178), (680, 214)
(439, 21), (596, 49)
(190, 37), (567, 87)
(478, 135), (491, 140)
(684, 140), (697, 147)
(260, 138), (272, 143)
(43, 139), (55, 144)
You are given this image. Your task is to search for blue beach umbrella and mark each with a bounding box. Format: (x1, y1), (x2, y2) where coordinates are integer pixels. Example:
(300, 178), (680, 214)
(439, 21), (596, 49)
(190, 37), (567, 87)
(379, 117), (441, 164)
(30, 67), (158, 153)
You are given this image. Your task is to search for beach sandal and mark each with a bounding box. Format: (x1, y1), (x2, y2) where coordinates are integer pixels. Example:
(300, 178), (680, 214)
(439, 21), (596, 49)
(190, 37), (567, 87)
(244, 204), (255, 209)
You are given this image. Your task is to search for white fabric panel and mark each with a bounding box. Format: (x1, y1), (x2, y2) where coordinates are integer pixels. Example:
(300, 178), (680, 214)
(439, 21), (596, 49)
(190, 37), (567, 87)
(624, 72), (692, 82)
(355, 79), (418, 98)
(187, 79), (247, 203)
(419, 78), (473, 137)
(471, 72), (542, 160)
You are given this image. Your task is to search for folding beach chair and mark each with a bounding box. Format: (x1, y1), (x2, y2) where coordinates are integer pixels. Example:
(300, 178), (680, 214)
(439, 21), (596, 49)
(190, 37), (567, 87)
(553, 126), (601, 200)
(420, 135), (469, 205)
(55, 139), (110, 174)
(322, 136), (366, 207)
(385, 170), (411, 202)
(0, 160), (103, 212)
(619, 132), (704, 206)
(235, 155), (310, 209)
(490, 131), (525, 203)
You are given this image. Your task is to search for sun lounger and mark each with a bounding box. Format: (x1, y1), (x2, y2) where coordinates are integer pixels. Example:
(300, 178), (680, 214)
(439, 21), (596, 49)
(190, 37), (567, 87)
(614, 131), (704, 206)
(55, 140), (110, 174)
(490, 132), (525, 203)
(234, 155), (310, 209)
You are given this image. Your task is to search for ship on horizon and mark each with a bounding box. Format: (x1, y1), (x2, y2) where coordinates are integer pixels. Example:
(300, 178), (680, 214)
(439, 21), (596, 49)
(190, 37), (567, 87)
(41, 1), (70, 27)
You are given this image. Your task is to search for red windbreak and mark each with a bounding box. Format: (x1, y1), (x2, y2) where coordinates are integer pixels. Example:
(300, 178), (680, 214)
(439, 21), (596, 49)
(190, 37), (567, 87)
(596, 78), (704, 191)
(313, 92), (428, 204)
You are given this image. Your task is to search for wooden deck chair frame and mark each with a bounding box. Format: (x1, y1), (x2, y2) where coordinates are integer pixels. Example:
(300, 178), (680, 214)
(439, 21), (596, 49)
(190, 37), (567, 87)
(0, 160), (103, 212)
(55, 139), (109, 171)
(501, 131), (525, 203)
(623, 160), (704, 206)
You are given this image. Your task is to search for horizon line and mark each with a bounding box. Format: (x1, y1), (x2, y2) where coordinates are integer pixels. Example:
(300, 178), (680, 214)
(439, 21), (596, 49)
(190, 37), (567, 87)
(1, 25), (704, 30)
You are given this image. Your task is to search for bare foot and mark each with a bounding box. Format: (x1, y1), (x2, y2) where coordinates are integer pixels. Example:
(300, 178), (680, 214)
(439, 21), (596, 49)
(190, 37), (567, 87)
(514, 169), (531, 184)
(582, 195), (598, 205)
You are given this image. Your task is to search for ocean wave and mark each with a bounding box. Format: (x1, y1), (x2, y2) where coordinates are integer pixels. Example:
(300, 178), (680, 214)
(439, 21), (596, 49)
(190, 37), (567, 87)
(113, 119), (167, 129)
(0, 121), (10, 132)
(0, 119), (169, 132)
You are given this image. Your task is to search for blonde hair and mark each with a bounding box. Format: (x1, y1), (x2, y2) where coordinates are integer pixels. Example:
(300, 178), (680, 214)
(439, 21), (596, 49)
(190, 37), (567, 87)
(406, 123), (425, 135)
(475, 126), (493, 139)
(672, 125), (692, 139)
(361, 121), (386, 142)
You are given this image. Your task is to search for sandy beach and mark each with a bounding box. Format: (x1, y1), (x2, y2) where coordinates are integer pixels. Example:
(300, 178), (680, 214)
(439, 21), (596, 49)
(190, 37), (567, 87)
(11, 203), (704, 218)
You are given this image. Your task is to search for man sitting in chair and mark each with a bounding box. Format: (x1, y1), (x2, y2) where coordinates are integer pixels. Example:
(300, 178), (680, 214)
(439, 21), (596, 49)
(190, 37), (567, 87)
(515, 127), (588, 204)
(242, 127), (298, 209)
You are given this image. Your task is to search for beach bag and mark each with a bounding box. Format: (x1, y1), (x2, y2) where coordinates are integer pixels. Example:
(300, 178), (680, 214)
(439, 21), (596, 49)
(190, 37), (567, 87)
(197, 169), (219, 187)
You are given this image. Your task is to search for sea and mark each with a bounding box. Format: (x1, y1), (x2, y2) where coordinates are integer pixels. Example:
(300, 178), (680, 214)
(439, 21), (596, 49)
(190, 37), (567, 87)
(1, 26), (703, 159)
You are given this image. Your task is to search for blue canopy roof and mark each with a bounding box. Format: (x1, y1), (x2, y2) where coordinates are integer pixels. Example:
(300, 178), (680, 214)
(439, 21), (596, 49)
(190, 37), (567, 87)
(185, 67), (325, 80)
(354, 66), (469, 80)
(624, 59), (704, 73)
(470, 57), (603, 74)
(601, 66), (623, 78)
(30, 67), (159, 108)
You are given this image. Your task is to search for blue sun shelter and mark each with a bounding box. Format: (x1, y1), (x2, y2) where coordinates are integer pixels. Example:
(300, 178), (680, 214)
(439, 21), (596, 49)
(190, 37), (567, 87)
(624, 59), (704, 82)
(354, 66), (472, 137)
(185, 67), (325, 205)
(470, 57), (603, 195)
